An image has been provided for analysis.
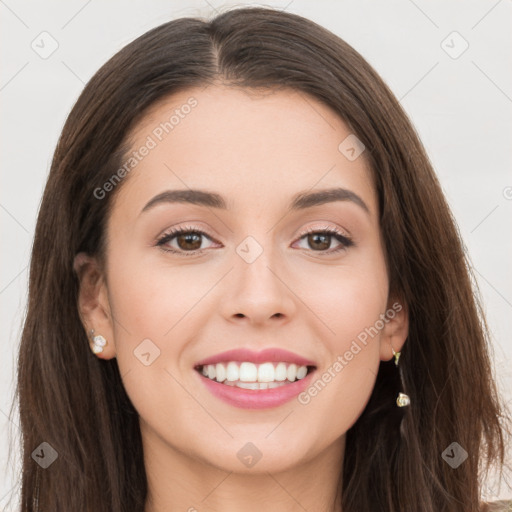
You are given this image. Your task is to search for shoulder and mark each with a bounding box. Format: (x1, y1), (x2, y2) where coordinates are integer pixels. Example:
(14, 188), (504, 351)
(480, 500), (512, 511)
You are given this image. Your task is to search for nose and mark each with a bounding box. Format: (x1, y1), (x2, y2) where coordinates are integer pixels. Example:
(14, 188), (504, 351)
(219, 241), (297, 326)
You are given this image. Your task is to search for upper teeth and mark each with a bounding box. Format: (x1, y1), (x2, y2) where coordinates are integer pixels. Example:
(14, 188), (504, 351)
(200, 362), (309, 383)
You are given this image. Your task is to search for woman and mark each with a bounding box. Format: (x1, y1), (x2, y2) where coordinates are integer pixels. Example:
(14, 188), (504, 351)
(14, 6), (511, 511)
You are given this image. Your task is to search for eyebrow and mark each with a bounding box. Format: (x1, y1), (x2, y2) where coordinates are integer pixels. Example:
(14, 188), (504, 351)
(140, 187), (370, 215)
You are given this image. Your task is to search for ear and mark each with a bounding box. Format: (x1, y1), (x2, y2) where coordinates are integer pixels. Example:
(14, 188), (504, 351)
(73, 252), (116, 359)
(379, 296), (408, 362)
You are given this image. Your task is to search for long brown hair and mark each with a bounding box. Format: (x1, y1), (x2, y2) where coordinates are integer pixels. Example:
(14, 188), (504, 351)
(11, 6), (510, 511)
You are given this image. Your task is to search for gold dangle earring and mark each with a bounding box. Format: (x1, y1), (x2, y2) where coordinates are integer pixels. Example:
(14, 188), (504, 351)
(392, 347), (410, 407)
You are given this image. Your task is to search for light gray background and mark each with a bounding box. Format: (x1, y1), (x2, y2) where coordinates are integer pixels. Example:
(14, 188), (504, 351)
(1, 0), (511, 507)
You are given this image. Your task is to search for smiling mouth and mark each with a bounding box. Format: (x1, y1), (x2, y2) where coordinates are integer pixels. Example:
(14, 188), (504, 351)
(195, 361), (316, 390)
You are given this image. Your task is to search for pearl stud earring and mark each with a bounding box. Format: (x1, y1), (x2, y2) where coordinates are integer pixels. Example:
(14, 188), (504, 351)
(89, 329), (107, 354)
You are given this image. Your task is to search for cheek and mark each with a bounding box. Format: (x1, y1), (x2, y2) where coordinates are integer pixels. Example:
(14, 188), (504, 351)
(303, 254), (389, 349)
(105, 255), (198, 432)
(106, 247), (201, 339)
(296, 271), (388, 435)
(297, 252), (388, 408)
(103, 249), (188, 388)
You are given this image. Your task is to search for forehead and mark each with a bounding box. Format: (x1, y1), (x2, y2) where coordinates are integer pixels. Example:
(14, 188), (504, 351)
(112, 84), (376, 218)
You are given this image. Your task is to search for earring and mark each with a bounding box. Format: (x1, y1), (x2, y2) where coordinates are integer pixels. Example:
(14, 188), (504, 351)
(89, 329), (107, 354)
(392, 347), (410, 407)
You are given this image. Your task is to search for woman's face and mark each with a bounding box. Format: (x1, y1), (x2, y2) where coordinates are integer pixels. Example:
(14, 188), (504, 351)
(78, 85), (408, 474)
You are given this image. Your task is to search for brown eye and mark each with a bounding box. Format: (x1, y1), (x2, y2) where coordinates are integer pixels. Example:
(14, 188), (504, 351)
(306, 233), (331, 251)
(294, 227), (354, 254)
(175, 232), (203, 251)
(156, 226), (218, 255)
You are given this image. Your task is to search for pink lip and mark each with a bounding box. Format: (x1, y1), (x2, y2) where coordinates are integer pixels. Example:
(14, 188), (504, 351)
(196, 368), (317, 409)
(194, 348), (316, 368)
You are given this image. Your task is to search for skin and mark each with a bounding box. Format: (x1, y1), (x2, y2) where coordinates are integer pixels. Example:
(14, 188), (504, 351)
(75, 85), (408, 512)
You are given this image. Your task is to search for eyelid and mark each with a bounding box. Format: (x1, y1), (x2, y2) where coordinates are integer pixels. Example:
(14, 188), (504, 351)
(296, 223), (351, 239)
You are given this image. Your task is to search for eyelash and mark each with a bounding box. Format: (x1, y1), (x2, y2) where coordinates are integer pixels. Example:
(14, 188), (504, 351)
(156, 224), (354, 257)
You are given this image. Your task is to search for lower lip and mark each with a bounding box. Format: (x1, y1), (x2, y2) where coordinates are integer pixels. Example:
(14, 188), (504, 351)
(196, 369), (316, 409)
